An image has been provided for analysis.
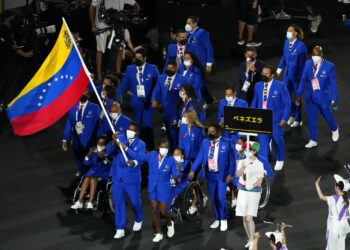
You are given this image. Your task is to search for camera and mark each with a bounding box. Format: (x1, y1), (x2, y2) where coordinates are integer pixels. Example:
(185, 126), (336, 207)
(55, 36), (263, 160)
(98, 8), (146, 28)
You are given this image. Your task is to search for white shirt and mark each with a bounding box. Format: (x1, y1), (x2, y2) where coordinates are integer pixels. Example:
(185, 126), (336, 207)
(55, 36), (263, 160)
(76, 101), (88, 121)
(237, 158), (264, 188)
(136, 63), (146, 85)
(262, 79), (273, 100)
(208, 138), (220, 172)
(92, 0), (136, 29)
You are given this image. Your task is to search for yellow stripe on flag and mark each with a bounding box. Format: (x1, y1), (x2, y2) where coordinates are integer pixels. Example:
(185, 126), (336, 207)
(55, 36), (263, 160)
(8, 23), (73, 107)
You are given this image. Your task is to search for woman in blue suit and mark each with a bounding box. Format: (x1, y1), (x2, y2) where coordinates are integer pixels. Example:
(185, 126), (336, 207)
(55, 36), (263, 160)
(119, 139), (177, 242)
(177, 83), (206, 123)
(277, 24), (307, 127)
(177, 51), (207, 103)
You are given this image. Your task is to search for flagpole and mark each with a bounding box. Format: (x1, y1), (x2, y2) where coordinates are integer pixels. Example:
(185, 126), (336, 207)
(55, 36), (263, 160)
(62, 17), (128, 162)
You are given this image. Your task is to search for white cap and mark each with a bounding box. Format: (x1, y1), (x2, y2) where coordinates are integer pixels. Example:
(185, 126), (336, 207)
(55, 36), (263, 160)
(334, 174), (350, 192)
(265, 231), (282, 244)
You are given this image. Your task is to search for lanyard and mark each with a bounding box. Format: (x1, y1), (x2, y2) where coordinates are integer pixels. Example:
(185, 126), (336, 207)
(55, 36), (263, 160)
(137, 66), (144, 85)
(76, 103), (85, 121)
(182, 127), (191, 141)
(313, 59), (324, 78)
(208, 141), (219, 159)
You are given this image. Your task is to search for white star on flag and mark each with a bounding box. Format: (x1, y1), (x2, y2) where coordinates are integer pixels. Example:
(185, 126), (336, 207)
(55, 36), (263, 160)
(42, 89), (47, 93)
(38, 103), (42, 106)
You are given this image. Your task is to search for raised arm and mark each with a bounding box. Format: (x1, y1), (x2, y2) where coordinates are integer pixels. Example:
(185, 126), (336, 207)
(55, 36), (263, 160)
(315, 176), (327, 201)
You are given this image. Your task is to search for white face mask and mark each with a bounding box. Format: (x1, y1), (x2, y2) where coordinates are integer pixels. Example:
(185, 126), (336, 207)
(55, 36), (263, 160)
(110, 112), (119, 120)
(248, 151), (254, 158)
(226, 96), (234, 102)
(179, 91), (186, 100)
(174, 156), (183, 163)
(97, 145), (105, 152)
(159, 148), (168, 156)
(126, 129), (136, 140)
(286, 31), (293, 40)
(185, 24), (192, 32)
(184, 60), (192, 67)
(101, 92), (105, 99)
(181, 117), (188, 125)
(312, 56), (322, 65)
(235, 144), (242, 152)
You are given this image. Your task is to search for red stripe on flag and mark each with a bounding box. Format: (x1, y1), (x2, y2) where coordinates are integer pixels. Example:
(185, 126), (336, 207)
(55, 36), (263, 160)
(10, 67), (89, 136)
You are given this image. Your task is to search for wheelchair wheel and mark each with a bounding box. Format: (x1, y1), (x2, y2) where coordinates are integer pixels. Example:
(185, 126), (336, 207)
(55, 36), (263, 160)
(182, 182), (203, 220)
(107, 181), (115, 213)
(72, 176), (85, 204)
(259, 175), (270, 209)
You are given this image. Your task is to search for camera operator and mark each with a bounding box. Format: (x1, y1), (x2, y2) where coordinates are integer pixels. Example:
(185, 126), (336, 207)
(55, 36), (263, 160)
(0, 10), (33, 105)
(89, 0), (140, 81)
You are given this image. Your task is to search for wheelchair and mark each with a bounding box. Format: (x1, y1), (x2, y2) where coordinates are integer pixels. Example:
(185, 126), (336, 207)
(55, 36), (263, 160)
(72, 175), (111, 217)
(169, 181), (206, 222)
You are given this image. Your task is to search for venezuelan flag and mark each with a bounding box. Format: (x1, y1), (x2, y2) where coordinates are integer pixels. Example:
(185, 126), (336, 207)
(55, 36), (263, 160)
(6, 21), (90, 136)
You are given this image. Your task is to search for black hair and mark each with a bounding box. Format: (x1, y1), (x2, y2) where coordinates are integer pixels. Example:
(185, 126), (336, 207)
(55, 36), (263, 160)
(158, 138), (169, 147)
(188, 16), (200, 24)
(246, 47), (257, 53)
(237, 136), (247, 143)
(174, 148), (184, 155)
(97, 135), (108, 144)
(167, 60), (177, 68)
(184, 51), (207, 82)
(289, 23), (304, 40)
(177, 83), (204, 117)
(208, 123), (221, 133)
(264, 65), (276, 75)
(103, 85), (117, 100)
(336, 181), (349, 208)
(135, 47), (148, 58)
(225, 85), (236, 92)
(103, 75), (115, 85)
(176, 29), (186, 36)
(1, 10), (14, 21)
(128, 122), (140, 133)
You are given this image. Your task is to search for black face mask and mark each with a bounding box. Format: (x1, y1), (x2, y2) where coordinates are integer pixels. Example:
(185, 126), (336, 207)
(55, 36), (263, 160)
(179, 39), (188, 46)
(80, 95), (88, 103)
(165, 70), (176, 77)
(135, 59), (143, 67)
(208, 133), (217, 141)
(261, 75), (269, 83)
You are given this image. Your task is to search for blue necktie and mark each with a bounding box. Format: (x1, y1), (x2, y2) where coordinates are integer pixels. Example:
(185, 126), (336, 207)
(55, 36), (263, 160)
(77, 107), (82, 121)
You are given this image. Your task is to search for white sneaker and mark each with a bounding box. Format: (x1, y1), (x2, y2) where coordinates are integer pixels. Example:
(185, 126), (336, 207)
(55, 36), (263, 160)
(332, 128), (339, 142)
(203, 195), (208, 207)
(187, 206), (198, 215)
(71, 201), (83, 209)
(152, 233), (163, 242)
(287, 116), (295, 125)
(248, 240), (254, 250)
(244, 240), (250, 248)
(220, 220), (228, 231)
(114, 229), (125, 239)
(133, 221), (143, 231)
(210, 220), (220, 229)
(167, 221), (175, 238)
(231, 199), (237, 208)
(86, 202), (93, 209)
(305, 140), (318, 148)
(290, 121), (302, 127)
(274, 161), (284, 171)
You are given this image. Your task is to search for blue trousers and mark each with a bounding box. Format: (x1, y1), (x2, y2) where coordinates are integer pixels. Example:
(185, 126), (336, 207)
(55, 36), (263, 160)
(112, 179), (143, 230)
(258, 124), (285, 161)
(287, 80), (302, 122)
(73, 147), (89, 175)
(133, 105), (154, 151)
(305, 97), (338, 142)
(207, 172), (227, 220)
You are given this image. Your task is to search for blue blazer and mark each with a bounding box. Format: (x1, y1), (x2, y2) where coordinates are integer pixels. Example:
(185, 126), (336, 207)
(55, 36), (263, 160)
(63, 101), (100, 150)
(83, 149), (111, 176)
(97, 113), (132, 137)
(102, 98), (116, 112)
(106, 134), (146, 184)
(237, 59), (265, 98)
(190, 138), (236, 182)
(163, 43), (197, 73)
(177, 99), (206, 123)
(187, 27), (214, 66)
(177, 63), (204, 101)
(251, 80), (291, 125)
(296, 59), (338, 103)
(178, 124), (205, 161)
(89, 84), (120, 103)
(217, 98), (248, 123)
(151, 73), (187, 118)
(278, 39), (307, 82)
(126, 150), (178, 193)
(118, 63), (159, 108)
(176, 160), (191, 182)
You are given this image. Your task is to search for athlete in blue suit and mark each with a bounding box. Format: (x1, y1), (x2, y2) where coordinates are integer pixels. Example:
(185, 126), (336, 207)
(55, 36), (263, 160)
(296, 46), (339, 148)
(218, 86), (248, 144)
(277, 25), (307, 127)
(118, 48), (159, 151)
(97, 102), (131, 138)
(189, 123), (235, 232)
(62, 89), (100, 175)
(152, 61), (187, 150)
(251, 66), (291, 171)
(121, 139), (177, 242)
(163, 29), (197, 73)
(106, 123), (146, 239)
